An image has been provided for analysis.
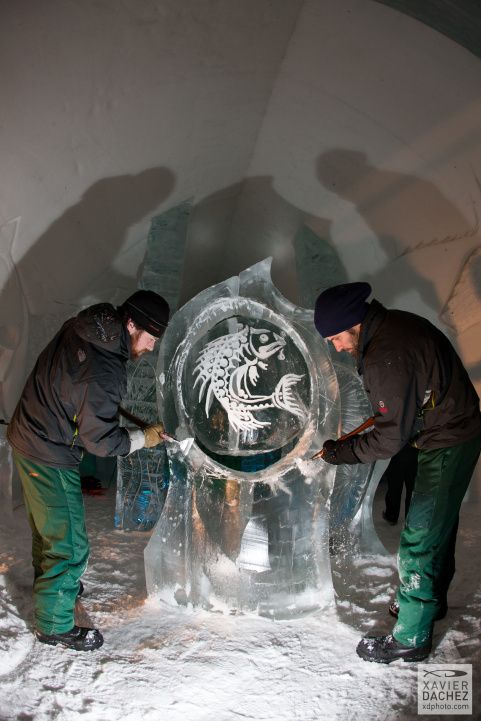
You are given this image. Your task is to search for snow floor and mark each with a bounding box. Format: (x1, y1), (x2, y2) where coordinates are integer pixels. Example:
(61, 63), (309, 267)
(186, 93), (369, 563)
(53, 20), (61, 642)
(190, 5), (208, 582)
(1, 479), (480, 721)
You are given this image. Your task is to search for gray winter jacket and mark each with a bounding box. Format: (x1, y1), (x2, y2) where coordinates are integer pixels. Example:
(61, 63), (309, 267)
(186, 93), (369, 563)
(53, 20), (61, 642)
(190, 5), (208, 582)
(8, 303), (131, 468)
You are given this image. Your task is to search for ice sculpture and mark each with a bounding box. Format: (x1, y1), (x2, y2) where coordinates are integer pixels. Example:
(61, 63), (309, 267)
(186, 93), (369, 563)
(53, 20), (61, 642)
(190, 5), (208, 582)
(293, 223), (376, 554)
(293, 224), (348, 308)
(329, 360), (373, 530)
(115, 202), (191, 530)
(145, 259), (373, 617)
(115, 356), (169, 531)
(0, 218), (29, 510)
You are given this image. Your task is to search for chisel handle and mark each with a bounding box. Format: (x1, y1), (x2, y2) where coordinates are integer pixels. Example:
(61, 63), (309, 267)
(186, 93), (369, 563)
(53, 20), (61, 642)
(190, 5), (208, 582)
(118, 406), (175, 442)
(311, 416), (375, 460)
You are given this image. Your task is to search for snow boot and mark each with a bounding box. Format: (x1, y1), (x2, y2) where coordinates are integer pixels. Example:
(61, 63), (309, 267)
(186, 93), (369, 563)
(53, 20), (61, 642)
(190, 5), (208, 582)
(356, 634), (431, 664)
(35, 625), (103, 651)
(388, 599), (447, 620)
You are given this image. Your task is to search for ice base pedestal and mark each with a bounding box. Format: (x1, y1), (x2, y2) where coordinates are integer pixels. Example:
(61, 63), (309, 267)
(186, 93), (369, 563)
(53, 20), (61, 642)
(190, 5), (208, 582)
(116, 446), (169, 531)
(145, 448), (334, 617)
(144, 258), (375, 617)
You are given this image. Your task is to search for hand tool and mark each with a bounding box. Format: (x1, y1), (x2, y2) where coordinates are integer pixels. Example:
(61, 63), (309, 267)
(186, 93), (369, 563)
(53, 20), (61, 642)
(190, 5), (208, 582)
(310, 416), (375, 461)
(119, 406), (194, 455)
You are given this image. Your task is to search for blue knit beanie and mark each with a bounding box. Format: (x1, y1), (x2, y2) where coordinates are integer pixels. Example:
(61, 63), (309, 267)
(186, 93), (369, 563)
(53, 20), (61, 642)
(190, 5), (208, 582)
(314, 282), (372, 337)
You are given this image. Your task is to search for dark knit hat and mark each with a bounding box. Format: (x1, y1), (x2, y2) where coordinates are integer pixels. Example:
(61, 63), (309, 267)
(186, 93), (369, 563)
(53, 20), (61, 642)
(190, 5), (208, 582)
(314, 282), (372, 337)
(121, 290), (170, 338)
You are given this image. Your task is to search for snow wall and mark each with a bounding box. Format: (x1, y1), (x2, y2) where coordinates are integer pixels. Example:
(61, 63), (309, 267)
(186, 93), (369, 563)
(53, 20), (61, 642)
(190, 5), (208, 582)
(1, 0), (480, 494)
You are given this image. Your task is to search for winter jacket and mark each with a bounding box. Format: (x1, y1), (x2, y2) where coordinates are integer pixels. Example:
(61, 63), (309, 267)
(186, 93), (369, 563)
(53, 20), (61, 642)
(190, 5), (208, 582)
(341, 299), (481, 464)
(7, 303), (131, 468)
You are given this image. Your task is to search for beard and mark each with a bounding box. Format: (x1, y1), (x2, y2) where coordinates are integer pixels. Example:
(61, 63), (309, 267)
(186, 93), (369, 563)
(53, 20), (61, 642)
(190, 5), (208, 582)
(346, 329), (360, 357)
(130, 347), (149, 360)
(129, 327), (153, 360)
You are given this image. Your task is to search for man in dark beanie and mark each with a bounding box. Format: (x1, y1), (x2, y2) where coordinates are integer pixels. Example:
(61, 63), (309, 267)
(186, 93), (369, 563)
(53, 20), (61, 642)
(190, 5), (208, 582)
(7, 290), (170, 651)
(314, 282), (481, 663)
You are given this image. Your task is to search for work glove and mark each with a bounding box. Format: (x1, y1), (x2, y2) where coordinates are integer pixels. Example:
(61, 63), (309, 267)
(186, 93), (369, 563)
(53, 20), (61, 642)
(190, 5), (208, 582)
(322, 436), (361, 465)
(322, 439), (339, 464)
(143, 423), (166, 448)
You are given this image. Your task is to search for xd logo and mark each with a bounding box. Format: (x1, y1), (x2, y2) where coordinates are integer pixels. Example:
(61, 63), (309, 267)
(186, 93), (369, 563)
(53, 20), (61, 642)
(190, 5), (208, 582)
(418, 664), (472, 715)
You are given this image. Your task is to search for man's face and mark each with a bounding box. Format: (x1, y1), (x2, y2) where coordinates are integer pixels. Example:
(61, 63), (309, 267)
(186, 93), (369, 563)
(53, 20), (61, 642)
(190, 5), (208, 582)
(326, 324), (361, 356)
(127, 321), (159, 360)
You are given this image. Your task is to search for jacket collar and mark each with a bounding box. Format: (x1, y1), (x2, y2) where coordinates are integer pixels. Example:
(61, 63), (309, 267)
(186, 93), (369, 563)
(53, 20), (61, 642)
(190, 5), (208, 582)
(357, 299), (387, 373)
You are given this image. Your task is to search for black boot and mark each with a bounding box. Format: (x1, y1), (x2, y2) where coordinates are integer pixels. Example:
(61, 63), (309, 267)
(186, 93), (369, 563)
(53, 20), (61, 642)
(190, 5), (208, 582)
(356, 634), (431, 664)
(36, 625), (103, 651)
(389, 599), (447, 620)
(382, 511), (397, 526)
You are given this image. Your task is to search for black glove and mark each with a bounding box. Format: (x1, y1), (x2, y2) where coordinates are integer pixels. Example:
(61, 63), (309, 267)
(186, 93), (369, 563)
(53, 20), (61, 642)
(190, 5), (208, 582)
(322, 436), (362, 465)
(322, 439), (339, 464)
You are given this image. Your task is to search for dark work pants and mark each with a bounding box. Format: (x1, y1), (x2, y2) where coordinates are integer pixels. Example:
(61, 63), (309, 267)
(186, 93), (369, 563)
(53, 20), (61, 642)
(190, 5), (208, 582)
(14, 451), (89, 635)
(393, 434), (481, 647)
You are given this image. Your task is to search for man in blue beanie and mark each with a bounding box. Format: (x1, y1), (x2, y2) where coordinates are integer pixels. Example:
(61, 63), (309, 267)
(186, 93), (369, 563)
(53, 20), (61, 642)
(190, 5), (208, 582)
(8, 290), (170, 651)
(314, 283), (481, 663)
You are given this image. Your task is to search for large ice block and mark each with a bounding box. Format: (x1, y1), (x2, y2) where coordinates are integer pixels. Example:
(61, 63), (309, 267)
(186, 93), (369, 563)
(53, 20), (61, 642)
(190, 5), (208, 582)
(115, 202), (191, 530)
(293, 223), (348, 307)
(115, 356), (168, 531)
(293, 223), (377, 554)
(0, 218), (29, 510)
(329, 359), (373, 530)
(145, 258), (342, 616)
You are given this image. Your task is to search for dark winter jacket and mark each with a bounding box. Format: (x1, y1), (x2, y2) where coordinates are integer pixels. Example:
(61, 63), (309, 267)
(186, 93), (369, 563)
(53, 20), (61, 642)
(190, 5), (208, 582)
(7, 303), (131, 468)
(340, 299), (481, 464)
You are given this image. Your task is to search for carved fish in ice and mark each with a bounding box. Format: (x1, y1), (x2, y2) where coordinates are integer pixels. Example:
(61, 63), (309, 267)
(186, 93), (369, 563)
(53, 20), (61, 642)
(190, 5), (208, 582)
(193, 324), (305, 432)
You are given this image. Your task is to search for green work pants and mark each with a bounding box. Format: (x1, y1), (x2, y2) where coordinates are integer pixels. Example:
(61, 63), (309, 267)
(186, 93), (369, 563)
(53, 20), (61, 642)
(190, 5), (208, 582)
(14, 451), (89, 634)
(393, 433), (481, 647)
